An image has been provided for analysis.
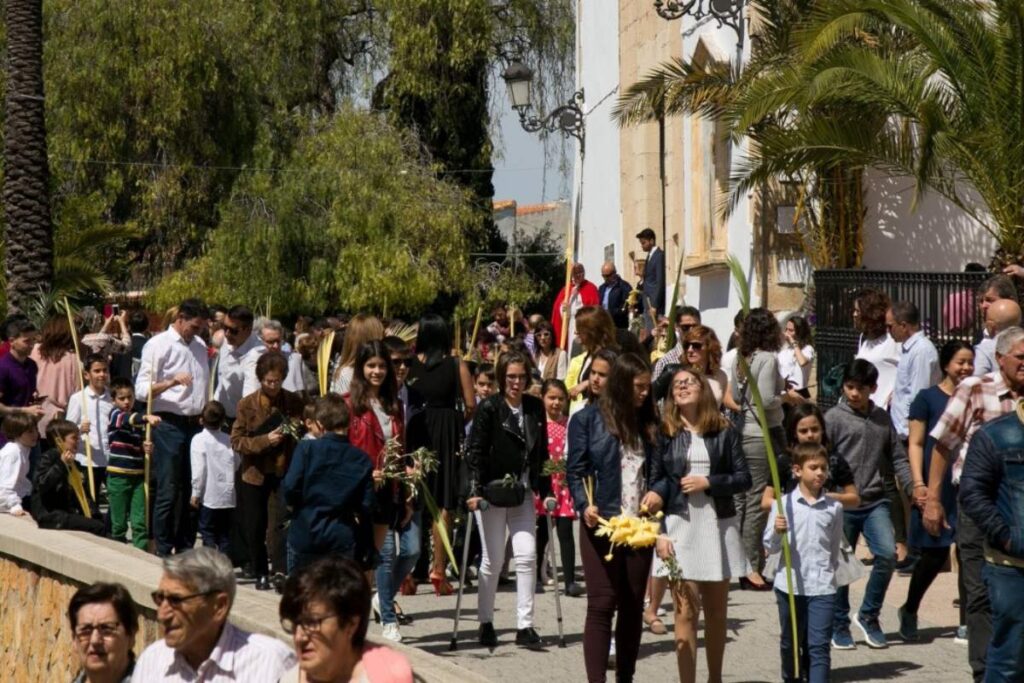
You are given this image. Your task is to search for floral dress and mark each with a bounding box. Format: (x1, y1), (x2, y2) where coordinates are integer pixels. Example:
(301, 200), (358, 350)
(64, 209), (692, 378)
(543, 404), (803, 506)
(535, 416), (576, 518)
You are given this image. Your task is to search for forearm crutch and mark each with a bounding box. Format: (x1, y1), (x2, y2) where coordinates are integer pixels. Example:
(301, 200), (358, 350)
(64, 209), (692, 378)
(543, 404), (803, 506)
(450, 499), (487, 651)
(545, 498), (566, 647)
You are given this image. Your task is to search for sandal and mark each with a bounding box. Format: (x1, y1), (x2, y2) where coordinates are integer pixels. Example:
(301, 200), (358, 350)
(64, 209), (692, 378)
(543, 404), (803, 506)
(644, 615), (668, 635)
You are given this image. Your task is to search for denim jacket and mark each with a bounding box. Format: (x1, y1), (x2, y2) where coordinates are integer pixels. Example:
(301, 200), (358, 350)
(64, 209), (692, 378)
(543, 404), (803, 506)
(567, 404), (657, 518)
(959, 411), (1024, 561)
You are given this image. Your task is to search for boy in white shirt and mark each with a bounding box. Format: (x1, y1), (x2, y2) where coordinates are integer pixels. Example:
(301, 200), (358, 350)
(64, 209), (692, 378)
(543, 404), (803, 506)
(66, 353), (113, 494)
(0, 413), (39, 515)
(765, 443), (844, 683)
(189, 401), (239, 553)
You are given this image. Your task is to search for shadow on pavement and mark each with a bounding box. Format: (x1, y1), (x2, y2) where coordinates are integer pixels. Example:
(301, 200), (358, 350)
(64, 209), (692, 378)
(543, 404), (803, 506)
(832, 660), (923, 681)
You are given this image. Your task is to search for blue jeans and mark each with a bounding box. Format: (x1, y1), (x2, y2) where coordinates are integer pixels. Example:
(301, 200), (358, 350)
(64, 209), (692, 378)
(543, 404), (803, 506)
(776, 590), (834, 683)
(152, 418), (200, 556)
(983, 563), (1024, 682)
(834, 502), (895, 629)
(375, 511), (422, 625)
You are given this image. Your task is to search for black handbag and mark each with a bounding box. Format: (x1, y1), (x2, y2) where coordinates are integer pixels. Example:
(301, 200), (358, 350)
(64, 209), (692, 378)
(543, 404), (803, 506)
(481, 477), (529, 507)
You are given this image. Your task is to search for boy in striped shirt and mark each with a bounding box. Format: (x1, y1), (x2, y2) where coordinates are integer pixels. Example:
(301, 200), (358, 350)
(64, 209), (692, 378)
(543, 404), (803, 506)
(107, 377), (161, 549)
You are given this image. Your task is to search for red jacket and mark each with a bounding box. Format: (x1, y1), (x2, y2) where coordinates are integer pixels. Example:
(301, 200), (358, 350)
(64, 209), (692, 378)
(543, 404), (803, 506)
(343, 394), (405, 469)
(551, 280), (600, 348)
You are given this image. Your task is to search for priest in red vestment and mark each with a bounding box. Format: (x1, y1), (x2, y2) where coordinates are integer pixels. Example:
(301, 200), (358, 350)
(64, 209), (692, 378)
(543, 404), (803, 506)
(551, 263), (600, 349)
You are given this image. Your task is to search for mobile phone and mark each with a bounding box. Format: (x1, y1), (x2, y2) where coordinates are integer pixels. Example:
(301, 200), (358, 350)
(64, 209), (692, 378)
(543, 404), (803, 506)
(111, 303), (120, 316)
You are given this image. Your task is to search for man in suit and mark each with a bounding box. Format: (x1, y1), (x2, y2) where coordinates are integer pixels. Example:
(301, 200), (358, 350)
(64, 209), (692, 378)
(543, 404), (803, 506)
(598, 262), (633, 330)
(637, 228), (665, 330)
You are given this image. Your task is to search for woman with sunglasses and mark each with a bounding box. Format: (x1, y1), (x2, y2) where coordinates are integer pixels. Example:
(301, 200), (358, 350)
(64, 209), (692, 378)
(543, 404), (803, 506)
(680, 326), (728, 405)
(279, 556), (412, 683)
(533, 320), (567, 381)
(466, 350), (551, 649)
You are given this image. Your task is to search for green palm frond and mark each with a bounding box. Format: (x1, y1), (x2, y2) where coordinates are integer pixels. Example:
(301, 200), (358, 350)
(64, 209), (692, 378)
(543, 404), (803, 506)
(725, 254), (750, 314)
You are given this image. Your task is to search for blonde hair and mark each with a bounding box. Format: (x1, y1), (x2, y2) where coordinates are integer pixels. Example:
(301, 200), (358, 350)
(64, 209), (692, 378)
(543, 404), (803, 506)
(661, 368), (730, 437)
(337, 314), (385, 370)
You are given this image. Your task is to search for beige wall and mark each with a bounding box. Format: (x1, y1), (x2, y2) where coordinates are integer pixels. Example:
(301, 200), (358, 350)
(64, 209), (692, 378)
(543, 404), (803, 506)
(618, 3), (685, 295)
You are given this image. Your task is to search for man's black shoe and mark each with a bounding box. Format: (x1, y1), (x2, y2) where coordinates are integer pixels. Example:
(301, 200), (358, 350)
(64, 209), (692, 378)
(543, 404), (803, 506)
(515, 627), (543, 649)
(254, 576), (272, 591)
(479, 622), (498, 647)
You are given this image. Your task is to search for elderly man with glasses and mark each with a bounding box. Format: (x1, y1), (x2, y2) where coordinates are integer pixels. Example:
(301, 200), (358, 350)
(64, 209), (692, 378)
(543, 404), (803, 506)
(133, 547), (295, 682)
(598, 262), (633, 330)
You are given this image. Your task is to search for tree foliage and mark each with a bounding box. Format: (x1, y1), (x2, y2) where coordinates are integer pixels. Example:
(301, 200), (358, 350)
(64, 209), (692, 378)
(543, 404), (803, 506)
(151, 111), (476, 315)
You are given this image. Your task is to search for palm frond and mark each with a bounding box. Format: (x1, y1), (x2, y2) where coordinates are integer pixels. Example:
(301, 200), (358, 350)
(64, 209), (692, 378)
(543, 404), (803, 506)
(385, 321), (418, 343)
(725, 254), (750, 314)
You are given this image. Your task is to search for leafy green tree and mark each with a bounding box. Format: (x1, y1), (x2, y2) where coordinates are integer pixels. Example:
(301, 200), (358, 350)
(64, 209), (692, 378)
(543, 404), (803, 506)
(151, 110), (476, 315)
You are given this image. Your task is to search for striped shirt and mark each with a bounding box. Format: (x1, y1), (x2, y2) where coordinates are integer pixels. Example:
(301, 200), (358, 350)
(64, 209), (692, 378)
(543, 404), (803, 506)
(107, 408), (147, 475)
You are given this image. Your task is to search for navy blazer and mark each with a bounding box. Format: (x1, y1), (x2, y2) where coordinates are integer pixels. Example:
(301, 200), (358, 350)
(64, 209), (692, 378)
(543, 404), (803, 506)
(567, 404), (657, 518)
(650, 427), (751, 519)
(599, 276), (633, 329)
(642, 246), (665, 316)
(283, 433), (375, 568)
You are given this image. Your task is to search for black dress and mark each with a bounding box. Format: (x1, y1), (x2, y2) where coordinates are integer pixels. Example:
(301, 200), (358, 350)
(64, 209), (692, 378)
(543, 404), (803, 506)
(406, 355), (464, 510)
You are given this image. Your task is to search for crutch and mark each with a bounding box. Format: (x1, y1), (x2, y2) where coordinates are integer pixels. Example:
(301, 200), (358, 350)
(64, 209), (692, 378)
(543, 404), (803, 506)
(545, 498), (566, 647)
(450, 499), (488, 651)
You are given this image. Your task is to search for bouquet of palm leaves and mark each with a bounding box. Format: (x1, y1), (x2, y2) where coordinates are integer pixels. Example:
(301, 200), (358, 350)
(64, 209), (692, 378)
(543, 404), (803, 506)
(377, 438), (457, 572)
(541, 458), (566, 477)
(584, 477), (662, 560)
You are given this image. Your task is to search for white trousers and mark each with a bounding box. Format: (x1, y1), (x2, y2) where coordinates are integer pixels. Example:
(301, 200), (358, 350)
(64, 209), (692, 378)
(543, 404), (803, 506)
(475, 496), (537, 629)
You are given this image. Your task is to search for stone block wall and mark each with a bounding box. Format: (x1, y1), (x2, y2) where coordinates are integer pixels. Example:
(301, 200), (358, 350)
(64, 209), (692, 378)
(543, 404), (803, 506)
(0, 554), (160, 682)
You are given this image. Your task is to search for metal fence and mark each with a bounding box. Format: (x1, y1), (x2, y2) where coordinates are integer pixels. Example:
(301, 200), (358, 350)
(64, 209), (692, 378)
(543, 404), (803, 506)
(813, 269), (990, 409)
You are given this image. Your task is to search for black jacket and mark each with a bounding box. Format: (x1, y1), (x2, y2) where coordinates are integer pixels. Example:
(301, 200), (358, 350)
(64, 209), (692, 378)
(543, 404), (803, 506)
(32, 448), (104, 532)
(466, 394), (550, 498)
(599, 276), (633, 329)
(650, 427), (751, 519)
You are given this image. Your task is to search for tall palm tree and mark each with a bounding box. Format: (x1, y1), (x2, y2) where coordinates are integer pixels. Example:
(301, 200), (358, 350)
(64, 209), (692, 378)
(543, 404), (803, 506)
(4, 0), (53, 314)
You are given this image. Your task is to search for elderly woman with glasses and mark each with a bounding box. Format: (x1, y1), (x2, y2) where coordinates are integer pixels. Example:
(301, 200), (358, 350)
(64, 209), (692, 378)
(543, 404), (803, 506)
(133, 547), (295, 682)
(69, 582), (139, 683)
(279, 556), (412, 683)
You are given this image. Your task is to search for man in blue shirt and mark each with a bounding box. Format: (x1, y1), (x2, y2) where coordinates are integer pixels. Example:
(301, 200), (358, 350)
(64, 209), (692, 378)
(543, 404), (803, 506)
(888, 301), (941, 440)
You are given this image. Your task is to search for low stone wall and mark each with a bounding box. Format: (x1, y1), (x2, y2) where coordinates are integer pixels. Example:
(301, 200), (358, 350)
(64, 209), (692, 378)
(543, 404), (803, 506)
(0, 515), (486, 682)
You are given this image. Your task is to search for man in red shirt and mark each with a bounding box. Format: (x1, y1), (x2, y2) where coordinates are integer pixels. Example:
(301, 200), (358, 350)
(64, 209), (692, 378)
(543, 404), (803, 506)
(551, 263), (599, 350)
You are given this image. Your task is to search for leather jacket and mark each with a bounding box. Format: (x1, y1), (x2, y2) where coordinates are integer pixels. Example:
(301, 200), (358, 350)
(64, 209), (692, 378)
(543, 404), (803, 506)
(466, 394), (550, 498)
(649, 427), (751, 519)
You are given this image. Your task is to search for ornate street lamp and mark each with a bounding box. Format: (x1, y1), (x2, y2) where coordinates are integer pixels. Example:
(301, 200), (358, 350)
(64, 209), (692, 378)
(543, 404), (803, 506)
(653, 0), (744, 40)
(501, 61), (585, 153)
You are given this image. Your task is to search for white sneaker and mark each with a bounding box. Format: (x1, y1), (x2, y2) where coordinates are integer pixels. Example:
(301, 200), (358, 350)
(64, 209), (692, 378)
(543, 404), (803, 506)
(382, 622), (402, 643)
(371, 592), (381, 623)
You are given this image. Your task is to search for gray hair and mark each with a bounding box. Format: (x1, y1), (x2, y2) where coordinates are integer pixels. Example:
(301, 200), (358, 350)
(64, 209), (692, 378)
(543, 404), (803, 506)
(258, 318), (284, 340)
(162, 547), (236, 607)
(995, 326), (1024, 356)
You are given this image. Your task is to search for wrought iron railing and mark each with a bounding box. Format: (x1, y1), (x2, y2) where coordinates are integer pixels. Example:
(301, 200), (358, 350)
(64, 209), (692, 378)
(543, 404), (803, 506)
(813, 269), (990, 409)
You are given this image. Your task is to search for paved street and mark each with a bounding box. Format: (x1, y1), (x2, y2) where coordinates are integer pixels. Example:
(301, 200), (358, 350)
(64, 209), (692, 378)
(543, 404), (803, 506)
(368, 543), (972, 682)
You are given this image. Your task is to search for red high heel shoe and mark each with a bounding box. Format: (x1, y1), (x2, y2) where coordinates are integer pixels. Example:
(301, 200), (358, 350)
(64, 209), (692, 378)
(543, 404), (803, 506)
(429, 571), (454, 596)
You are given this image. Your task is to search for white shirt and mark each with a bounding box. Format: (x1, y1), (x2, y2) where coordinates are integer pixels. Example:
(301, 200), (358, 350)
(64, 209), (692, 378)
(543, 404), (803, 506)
(65, 386), (113, 468)
(777, 344), (815, 391)
(0, 441), (31, 514)
(136, 327), (210, 416)
(856, 333), (901, 408)
(190, 428), (240, 509)
(282, 351), (313, 393)
(132, 621), (295, 683)
(214, 333), (264, 418)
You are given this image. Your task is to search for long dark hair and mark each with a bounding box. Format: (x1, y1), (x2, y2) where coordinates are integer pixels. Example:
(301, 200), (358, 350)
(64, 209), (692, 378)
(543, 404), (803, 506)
(415, 313), (451, 366)
(598, 352), (657, 446)
(37, 315), (74, 363)
(739, 308), (782, 356)
(349, 341), (399, 417)
(786, 315), (813, 348)
(784, 402), (830, 450)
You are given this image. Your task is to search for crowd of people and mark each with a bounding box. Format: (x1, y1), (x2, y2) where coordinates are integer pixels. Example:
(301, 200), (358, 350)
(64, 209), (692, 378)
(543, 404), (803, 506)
(4, 229), (1024, 682)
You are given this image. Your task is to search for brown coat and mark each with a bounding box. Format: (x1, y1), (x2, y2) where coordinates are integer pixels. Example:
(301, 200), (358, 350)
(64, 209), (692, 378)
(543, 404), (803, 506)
(231, 388), (306, 486)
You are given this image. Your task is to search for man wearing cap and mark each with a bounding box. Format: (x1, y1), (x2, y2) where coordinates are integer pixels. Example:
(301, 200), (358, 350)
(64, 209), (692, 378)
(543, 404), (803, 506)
(637, 228), (665, 331)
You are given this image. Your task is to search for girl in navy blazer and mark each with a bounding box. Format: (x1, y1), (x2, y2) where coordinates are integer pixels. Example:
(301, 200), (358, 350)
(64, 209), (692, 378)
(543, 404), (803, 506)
(567, 353), (661, 683)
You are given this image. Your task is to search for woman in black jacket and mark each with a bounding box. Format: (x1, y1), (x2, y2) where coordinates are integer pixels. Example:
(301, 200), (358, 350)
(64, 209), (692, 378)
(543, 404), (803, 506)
(32, 419), (105, 535)
(466, 351), (550, 650)
(647, 368), (751, 683)
(566, 352), (661, 683)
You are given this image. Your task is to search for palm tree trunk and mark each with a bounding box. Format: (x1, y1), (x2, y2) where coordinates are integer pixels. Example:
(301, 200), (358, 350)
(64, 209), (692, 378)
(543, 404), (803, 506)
(4, 0), (53, 314)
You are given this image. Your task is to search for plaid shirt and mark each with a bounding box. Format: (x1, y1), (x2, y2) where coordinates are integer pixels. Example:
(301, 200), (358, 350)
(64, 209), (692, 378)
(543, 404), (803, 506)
(653, 344), (683, 383)
(929, 371), (1016, 483)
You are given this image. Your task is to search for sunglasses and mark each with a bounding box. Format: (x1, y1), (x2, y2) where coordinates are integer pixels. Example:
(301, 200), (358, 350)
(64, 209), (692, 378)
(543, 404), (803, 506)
(684, 342), (704, 351)
(223, 325), (240, 334)
(390, 358), (412, 367)
(151, 590), (216, 609)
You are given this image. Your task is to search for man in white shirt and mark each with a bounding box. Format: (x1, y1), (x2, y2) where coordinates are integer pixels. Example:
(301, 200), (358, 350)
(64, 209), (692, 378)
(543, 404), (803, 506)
(974, 298), (1021, 377)
(888, 301), (941, 439)
(133, 547), (294, 683)
(136, 299), (210, 557)
(213, 306), (264, 421)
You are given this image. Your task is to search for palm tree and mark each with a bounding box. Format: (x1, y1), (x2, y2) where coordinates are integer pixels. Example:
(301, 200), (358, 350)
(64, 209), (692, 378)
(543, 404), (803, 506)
(4, 0), (53, 314)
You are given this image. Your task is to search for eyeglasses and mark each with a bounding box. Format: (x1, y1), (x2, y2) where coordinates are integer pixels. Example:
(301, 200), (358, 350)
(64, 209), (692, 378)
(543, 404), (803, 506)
(281, 614), (338, 635)
(74, 622), (122, 642)
(673, 378), (701, 388)
(683, 342), (704, 351)
(390, 357), (412, 367)
(151, 590), (216, 609)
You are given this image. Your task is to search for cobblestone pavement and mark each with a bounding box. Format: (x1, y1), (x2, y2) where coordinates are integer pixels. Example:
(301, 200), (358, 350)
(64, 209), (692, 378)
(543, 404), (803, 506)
(371, 549), (972, 682)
